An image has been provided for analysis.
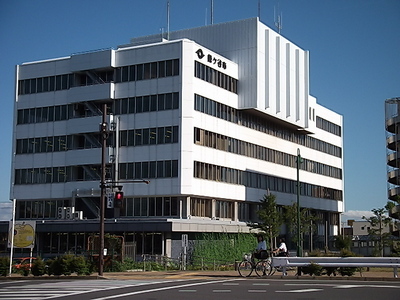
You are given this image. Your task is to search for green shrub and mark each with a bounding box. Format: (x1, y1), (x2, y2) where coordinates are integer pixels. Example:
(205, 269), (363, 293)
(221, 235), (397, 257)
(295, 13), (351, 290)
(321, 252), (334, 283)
(0, 257), (10, 277)
(338, 249), (357, 276)
(338, 267), (356, 276)
(48, 255), (71, 276)
(302, 262), (323, 276)
(71, 256), (90, 275)
(31, 257), (46, 276)
(324, 267), (338, 276)
(192, 232), (254, 266)
(47, 257), (63, 275)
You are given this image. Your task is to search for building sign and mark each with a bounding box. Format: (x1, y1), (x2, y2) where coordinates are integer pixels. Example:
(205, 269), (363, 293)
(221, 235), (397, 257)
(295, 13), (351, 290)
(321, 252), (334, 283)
(8, 221), (36, 249)
(196, 49), (227, 69)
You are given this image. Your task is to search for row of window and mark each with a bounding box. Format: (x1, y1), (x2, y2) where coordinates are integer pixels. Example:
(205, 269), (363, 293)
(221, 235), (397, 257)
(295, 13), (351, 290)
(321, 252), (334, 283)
(114, 92), (179, 115)
(14, 164), (108, 185)
(193, 161), (343, 201)
(17, 59), (180, 95)
(15, 125), (178, 154)
(120, 196), (179, 217)
(190, 197), (234, 219)
(18, 70), (115, 96)
(194, 94), (342, 158)
(194, 128), (342, 179)
(18, 73), (74, 95)
(194, 61), (238, 94)
(14, 159), (178, 185)
(118, 160), (178, 180)
(316, 116), (342, 137)
(120, 126), (178, 147)
(16, 199), (70, 219)
(115, 59), (179, 82)
(17, 92), (179, 125)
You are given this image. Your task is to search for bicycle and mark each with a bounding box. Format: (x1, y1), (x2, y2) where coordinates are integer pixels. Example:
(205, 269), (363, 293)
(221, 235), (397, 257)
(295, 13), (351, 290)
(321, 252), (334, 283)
(237, 253), (273, 277)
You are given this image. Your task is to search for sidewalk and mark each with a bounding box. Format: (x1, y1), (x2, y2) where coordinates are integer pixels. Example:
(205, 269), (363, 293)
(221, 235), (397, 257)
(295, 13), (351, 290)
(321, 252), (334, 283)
(102, 268), (400, 281)
(1, 269), (399, 281)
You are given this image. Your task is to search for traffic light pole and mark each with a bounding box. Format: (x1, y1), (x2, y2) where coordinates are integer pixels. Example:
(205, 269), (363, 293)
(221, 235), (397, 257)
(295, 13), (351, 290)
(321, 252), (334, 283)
(99, 103), (108, 277)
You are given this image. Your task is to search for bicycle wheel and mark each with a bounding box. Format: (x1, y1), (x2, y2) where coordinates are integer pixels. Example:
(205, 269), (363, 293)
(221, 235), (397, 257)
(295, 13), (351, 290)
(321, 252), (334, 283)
(238, 260), (253, 277)
(255, 260), (272, 277)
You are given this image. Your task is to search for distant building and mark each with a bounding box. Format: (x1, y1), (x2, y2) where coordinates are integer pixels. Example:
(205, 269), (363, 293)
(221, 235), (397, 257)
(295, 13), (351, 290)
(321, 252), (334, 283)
(345, 220), (395, 256)
(385, 97), (400, 236)
(2, 18), (343, 258)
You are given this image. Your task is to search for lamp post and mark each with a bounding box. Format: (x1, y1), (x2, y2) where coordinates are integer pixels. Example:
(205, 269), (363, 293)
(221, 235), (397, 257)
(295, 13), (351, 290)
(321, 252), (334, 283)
(296, 148), (303, 257)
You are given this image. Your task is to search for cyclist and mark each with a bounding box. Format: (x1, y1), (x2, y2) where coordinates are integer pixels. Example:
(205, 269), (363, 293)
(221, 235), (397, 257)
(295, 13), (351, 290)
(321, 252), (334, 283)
(273, 237), (288, 257)
(253, 234), (269, 261)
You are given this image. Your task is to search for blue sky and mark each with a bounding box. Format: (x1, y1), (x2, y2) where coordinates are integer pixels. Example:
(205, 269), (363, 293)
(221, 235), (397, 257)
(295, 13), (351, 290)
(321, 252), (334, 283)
(0, 0), (399, 220)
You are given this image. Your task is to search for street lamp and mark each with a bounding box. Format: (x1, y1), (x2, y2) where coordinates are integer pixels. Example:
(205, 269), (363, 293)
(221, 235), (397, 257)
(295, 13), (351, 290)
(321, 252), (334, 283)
(296, 148), (303, 257)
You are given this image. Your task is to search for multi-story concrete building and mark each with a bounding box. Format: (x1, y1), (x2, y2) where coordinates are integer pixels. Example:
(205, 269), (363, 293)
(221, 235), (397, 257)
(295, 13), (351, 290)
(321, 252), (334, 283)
(385, 97), (400, 237)
(6, 18), (343, 258)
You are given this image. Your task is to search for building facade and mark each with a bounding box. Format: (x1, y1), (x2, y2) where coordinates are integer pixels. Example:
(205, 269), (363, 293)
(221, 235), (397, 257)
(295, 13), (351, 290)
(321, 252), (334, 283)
(385, 97), (400, 237)
(6, 18), (343, 258)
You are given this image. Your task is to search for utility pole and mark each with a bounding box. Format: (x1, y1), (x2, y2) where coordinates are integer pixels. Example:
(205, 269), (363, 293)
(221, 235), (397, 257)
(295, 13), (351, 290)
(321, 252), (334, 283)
(98, 103), (108, 276)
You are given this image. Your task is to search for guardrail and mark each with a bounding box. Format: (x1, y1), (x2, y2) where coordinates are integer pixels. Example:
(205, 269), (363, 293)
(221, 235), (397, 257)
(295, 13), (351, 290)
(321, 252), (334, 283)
(272, 256), (400, 278)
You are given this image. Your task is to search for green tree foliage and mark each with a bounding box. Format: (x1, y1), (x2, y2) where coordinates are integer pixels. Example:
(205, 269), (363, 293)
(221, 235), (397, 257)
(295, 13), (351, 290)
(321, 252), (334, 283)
(335, 235), (352, 250)
(362, 208), (392, 257)
(250, 193), (283, 249)
(284, 202), (317, 246)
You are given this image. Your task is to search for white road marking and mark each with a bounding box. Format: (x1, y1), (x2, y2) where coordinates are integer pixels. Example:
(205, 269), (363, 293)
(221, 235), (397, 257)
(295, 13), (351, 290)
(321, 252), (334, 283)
(92, 279), (241, 300)
(179, 289), (197, 292)
(213, 289), (231, 292)
(248, 289), (267, 293)
(276, 288), (323, 293)
(334, 284), (400, 289)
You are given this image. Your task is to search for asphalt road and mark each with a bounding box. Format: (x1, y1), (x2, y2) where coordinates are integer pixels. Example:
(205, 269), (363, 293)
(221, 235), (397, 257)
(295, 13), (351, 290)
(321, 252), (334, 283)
(1, 278), (400, 300)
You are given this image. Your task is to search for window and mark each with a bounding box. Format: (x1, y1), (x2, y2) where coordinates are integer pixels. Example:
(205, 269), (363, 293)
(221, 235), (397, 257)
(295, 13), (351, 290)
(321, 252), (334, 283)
(158, 61), (166, 77)
(194, 61), (237, 93)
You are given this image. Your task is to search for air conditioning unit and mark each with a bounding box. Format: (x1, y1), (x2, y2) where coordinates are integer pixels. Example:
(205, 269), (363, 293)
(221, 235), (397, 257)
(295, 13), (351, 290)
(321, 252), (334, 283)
(73, 211), (83, 220)
(57, 207), (66, 219)
(65, 207), (75, 219)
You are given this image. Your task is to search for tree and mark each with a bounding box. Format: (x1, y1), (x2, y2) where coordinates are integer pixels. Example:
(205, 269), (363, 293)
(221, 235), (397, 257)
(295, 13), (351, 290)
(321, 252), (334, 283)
(250, 193), (283, 249)
(284, 202), (317, 252)
(362, 208), (392, 257)
(335, 235), (352, 251)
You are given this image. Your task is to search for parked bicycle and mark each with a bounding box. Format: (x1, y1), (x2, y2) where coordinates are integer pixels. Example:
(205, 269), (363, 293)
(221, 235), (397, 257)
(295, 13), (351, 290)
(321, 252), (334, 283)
(237, 253), (272, 277)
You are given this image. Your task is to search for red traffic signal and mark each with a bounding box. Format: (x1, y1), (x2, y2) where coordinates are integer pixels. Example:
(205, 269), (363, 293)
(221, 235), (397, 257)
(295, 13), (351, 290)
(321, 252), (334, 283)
(114, 191), (124, 208)
(115, 191), (124, 200)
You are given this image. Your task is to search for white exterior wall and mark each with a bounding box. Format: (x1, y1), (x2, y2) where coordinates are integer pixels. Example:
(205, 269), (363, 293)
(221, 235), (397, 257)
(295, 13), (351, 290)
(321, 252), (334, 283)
(11, 18), (344, 222)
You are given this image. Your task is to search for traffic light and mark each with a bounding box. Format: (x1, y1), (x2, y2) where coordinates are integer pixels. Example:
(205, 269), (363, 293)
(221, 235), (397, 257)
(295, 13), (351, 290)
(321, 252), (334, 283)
(114, 191), (124, 208)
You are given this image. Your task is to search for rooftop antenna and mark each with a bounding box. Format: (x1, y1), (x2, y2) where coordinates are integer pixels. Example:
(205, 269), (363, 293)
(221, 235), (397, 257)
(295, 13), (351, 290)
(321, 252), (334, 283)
(210, 0), (214, 25)
(160, 27), (164, 39)
(258, 0), (261, 19)
(274, 5), (283, 34)
(167, 0), (170, 40)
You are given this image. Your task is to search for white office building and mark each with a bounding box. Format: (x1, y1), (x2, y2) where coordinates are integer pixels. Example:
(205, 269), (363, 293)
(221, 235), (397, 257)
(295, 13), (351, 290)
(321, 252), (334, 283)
(9, 18), (343, 258)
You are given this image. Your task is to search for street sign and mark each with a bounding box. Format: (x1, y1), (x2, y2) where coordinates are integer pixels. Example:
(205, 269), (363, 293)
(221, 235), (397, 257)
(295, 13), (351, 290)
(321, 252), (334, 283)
(107, 193), (114, 208)
(181, 234), (188, 248)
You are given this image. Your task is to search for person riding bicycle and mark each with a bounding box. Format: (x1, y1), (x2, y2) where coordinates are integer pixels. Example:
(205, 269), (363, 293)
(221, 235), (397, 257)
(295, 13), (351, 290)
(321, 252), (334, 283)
(272, 237), (288, 257)
(253, 234), (269, 261)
